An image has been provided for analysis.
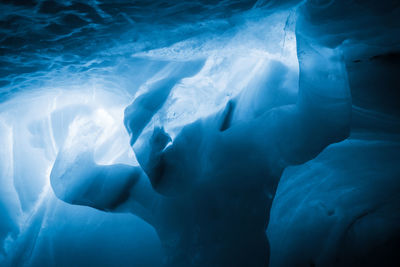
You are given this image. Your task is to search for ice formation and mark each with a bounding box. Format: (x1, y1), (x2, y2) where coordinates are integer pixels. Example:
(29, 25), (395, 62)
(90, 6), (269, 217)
(0, 0), (399, 266)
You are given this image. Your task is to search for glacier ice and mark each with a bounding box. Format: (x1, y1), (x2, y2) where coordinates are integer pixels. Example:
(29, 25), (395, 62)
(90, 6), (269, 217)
(0, 0), (399, 266)
(49, 23), (352, 266)
(0, 89), (162, 266)
(268, 133), (400, 266)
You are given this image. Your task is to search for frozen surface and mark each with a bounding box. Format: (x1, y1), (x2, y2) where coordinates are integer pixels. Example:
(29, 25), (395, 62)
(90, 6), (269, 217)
(0, 0), (400, 266)
(268, 133), (400, 266)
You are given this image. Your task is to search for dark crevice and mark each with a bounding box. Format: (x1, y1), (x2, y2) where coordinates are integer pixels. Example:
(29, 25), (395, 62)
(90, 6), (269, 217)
(219, 100), (235, 132)
(369, 52), (400, 64)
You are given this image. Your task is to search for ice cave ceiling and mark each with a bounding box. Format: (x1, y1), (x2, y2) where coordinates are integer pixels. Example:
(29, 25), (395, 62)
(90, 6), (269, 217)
(0, 0), (400, 266)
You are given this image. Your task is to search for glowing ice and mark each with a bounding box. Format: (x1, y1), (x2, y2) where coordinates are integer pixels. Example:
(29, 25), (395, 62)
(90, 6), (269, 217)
(49, 30), (351, 266)
(1, 1), (399, 266)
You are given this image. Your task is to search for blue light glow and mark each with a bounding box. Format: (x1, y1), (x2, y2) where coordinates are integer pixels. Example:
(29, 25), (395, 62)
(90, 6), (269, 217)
(1, 1), (399, 266)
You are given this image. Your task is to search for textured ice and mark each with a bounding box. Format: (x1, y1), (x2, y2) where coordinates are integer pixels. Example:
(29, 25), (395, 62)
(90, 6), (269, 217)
(49, 17), (352, 267)
(0, 0), (400, 266)
(268, 133), (400, 266)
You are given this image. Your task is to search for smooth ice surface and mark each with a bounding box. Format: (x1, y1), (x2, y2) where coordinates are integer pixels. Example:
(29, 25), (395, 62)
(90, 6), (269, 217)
(268, 132), (400, 266)
(1, 0), (400, 266)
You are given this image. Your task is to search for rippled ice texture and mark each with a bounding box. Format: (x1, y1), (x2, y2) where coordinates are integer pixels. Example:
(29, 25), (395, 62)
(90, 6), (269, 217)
(1, 0), (400, 266)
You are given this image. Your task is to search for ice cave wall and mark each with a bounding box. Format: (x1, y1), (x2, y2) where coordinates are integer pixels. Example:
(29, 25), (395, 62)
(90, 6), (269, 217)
(267, 1), (400, 265)
(0, 0), (399, 266)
